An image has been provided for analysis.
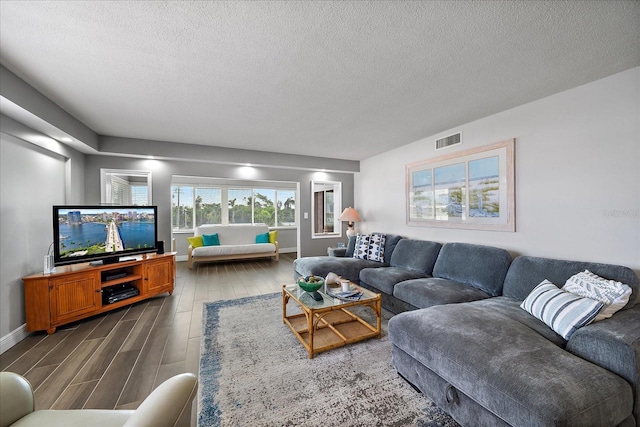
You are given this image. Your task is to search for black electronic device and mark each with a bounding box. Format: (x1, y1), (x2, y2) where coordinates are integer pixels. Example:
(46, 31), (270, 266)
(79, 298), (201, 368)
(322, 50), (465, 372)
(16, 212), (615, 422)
(102, 284), (139, 305)
(102, 271), (127, 282)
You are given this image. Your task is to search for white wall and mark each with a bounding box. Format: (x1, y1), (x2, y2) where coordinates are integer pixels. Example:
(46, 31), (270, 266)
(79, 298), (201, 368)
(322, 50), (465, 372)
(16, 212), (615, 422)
(0, 122), (86, 347)
(356, 67), (640, 274)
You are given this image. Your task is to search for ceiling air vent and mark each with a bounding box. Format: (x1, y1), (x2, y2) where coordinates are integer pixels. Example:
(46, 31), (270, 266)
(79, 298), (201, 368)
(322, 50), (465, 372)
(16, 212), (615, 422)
(435, 132), (462, 150)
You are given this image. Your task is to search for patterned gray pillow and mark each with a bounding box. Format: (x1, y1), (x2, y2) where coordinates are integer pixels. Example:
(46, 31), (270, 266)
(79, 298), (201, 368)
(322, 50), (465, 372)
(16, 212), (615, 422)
(367, 233), (386, 262)
(352, 234), (370, 260)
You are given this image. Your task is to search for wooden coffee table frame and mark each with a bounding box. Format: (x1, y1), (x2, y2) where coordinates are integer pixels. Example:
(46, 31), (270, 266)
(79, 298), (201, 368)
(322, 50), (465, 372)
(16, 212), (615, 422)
(282, 284), (381, 359)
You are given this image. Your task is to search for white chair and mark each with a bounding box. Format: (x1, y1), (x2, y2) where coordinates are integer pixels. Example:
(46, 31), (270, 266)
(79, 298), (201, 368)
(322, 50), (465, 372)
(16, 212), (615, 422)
(0, 371), (197, 427)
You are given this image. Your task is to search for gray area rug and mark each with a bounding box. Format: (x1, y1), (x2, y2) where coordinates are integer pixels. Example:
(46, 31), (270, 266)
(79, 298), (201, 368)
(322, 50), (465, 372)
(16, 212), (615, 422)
(198, 292), (459, 426)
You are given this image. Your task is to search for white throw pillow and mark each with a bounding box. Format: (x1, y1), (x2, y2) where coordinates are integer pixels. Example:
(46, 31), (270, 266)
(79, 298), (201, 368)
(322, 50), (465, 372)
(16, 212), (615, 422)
(521, 279), (603, 340)
(562, 270), (632, 321)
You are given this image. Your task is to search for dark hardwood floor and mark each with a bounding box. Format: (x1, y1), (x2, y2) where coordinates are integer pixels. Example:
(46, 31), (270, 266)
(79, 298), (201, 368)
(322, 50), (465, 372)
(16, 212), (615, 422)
(0, 253), (297, 426)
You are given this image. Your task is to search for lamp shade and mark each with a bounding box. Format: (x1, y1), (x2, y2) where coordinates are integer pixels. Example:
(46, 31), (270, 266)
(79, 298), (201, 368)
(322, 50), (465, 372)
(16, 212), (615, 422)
(339, 207), (361, 223)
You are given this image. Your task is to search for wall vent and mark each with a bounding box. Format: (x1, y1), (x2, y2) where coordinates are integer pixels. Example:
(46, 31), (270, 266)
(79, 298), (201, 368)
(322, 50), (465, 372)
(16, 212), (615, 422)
(435, 132), (462, 150)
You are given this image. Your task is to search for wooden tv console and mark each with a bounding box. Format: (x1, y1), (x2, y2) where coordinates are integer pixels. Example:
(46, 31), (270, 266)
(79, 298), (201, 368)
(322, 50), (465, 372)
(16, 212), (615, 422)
(22, 252), (175, 334)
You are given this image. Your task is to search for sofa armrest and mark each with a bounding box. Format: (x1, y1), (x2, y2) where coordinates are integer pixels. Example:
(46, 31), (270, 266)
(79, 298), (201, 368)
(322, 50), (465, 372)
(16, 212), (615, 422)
(328, 247), (347, 257)
(0, 372), (35, 427)
(567, 306), (640, 417)
(123, 373), (198, 427)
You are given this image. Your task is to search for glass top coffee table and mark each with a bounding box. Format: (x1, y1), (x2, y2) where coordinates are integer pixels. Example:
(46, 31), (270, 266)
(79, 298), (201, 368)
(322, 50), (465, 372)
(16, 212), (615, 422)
(282, 282), (381, 359)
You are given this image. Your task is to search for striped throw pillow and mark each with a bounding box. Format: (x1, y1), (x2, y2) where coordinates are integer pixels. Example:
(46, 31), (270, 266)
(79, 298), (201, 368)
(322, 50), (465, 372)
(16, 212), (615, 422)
(520, 280), (603, 340)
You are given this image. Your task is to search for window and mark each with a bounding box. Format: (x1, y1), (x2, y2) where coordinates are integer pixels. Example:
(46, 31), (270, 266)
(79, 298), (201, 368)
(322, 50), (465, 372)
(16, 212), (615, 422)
(195, 187), (222, 226)
(277, 190), (296, 226)
(253, 189), (275, 226)
(172, 186), (194, 229)
(171, 183), (296, 230)
(101, 169), (152, 206)
(110, 175), (128, 206)
(131, 185), (149, 206)
(228, 189), (252, 224)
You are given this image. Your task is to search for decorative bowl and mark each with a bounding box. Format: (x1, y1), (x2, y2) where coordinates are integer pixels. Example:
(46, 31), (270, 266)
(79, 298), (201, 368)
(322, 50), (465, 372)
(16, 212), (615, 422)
(298, 276), (325, 292)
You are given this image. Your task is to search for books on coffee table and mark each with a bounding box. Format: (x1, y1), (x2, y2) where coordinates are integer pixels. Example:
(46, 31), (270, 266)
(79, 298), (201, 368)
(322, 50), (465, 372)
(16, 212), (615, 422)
(327, 289), (363, 301)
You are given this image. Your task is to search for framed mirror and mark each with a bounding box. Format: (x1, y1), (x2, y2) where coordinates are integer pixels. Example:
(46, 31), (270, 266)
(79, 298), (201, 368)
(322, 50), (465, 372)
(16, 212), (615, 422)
(100, 169), (152, 206)
(311, 180), (342, 239)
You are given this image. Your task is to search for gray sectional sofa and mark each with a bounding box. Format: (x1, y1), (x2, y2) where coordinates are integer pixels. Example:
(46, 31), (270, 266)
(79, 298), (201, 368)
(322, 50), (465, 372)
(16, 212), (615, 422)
(293, 235), (640, 426)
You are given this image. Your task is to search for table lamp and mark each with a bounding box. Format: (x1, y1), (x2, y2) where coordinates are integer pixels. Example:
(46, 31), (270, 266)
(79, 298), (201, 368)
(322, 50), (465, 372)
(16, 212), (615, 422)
(339, 207), (361, 238)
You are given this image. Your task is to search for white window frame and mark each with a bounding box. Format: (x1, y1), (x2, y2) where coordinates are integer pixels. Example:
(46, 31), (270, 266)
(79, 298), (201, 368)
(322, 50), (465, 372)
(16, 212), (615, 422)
(100, 169), (152, 206)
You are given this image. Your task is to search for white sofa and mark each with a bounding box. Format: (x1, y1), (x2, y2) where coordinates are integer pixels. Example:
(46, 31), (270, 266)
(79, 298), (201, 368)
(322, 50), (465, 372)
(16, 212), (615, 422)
(188, 224), (279, 269)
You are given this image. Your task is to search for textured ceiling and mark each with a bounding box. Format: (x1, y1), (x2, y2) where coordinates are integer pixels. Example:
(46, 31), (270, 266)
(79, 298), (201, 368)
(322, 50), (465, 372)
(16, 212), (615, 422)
(1, 1), (639, 161)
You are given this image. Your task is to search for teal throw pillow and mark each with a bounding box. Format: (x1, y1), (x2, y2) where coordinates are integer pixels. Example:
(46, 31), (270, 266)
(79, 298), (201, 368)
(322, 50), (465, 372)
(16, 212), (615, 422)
(255, 232), (270, 243)
(202, 233), (220, 246)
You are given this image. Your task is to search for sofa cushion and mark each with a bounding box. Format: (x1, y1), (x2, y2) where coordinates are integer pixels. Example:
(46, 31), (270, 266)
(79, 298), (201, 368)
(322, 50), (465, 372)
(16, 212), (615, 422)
(432, 242), (512, 297)
(389, 239), (442, 273)
(345, 235), (357, 257)
(466, 297), (569, 347)
(563, 270), (632, 321)
(502, 256), (640, 310)
(359, 267), (429, 295)
(393, 277), (492, 309)
(389, 302), (634, 426)
(521, 279), (603, 340)
(381, 234), (403, 264)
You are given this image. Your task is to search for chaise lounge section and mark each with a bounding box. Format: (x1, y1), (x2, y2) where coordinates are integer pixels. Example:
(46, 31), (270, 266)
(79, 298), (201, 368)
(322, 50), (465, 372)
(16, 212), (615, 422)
(389, 255), (640, 426)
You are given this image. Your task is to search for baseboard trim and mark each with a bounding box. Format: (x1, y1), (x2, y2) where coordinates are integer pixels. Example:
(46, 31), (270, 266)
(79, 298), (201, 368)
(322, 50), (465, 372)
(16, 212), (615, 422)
(1, 324), (29, 354)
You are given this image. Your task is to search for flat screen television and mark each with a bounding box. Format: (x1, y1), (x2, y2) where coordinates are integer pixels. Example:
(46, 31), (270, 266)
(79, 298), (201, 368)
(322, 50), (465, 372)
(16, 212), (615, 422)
(53, 205), (158, 266)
